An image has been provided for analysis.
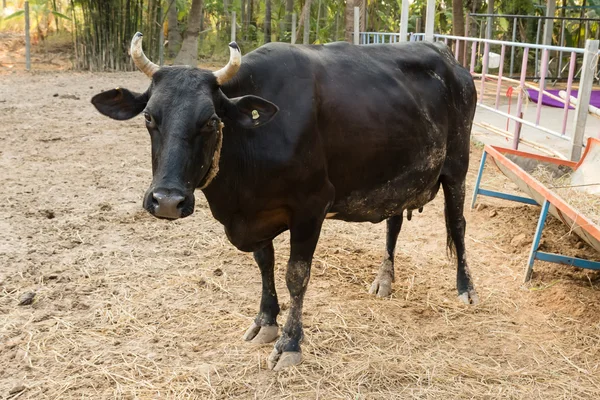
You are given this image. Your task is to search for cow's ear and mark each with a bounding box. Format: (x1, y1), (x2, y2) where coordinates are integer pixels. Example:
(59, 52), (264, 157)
(91, 88), (148, 121)
(225, 95), (279, 129)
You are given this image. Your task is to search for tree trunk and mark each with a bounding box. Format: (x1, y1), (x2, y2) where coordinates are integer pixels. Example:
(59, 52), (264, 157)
(315, 0), (321, 40)
(167, 0), (181, 57)
(174, 0), (203, 66)
(452, 0), (466, 63)
(303, 0), (312, 44)
(285, 0), (294, 40)
(264, 0), (271, 43)
(241, 0), (246, 38)
(245, 0), (252, 41)
(469, 0), (481, 40)
(52, 0), (59, 32)
(223, 0), (229, 17)
(345, 0), (355, 43)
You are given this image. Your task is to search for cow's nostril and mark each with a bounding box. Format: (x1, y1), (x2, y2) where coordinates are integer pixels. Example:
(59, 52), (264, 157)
(152, 193), (160, 208)
(151, 191), (185, 219)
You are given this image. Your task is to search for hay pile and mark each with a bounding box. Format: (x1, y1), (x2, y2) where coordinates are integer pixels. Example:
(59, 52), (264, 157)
(3, 72), (600, 398)
(532, 164), (600, 226)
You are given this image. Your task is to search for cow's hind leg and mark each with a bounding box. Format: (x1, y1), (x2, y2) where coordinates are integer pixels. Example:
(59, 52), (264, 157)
(441, 178), (479, 305)
(369, 215), (403, 297)
(243, 242), (280, 344)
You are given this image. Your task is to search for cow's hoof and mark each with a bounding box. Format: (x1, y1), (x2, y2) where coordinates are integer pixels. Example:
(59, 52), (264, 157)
(369, 276), (392, 297)
(267, 348), (302, 371)
(243, 321), (279, 344)
(458, 289), (480, 305)
(368, 260), (394, 297)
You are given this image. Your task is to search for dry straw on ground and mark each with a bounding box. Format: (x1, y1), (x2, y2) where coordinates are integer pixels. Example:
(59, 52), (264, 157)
(532, 164), (600, 226)
(1, 72), (600, 399)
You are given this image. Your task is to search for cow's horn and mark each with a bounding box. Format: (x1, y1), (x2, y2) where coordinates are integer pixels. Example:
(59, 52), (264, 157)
(130, 32), (159, 78)
(214, 42), (241, 85)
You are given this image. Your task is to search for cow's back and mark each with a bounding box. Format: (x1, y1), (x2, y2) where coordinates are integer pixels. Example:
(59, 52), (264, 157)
(221, 41), (476, 223)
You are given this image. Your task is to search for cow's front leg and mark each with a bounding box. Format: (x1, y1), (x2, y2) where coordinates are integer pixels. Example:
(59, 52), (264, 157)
(267, 214), (324, 371)
(243, 242), (280, 344)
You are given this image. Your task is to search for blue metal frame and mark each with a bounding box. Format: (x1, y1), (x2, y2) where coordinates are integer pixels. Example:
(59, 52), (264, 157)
(471, 151), (600, 282)
(470, 151), (488, 209)
(471, 151), (538, 209)
(524, 199), (550, 282)
(536, 252), (600, 270)
(478, 189), (539, 205)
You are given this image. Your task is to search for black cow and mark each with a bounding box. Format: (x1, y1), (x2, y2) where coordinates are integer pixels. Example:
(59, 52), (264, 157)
(92, 33), (478, 370)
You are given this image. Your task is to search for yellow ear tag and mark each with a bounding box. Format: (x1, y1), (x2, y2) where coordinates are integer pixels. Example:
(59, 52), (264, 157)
(252, 110), (260, 120)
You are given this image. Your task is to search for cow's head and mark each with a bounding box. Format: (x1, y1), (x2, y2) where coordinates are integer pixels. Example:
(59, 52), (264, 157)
(91, 33), (278, 220)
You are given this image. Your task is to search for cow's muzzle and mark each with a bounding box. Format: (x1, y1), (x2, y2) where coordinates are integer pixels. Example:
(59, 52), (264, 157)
(144, 188), (195, 219)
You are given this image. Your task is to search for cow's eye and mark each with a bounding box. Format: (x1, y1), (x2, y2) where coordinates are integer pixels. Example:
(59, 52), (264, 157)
(207, 117), (218, 128)
(143, 112), (152, 124)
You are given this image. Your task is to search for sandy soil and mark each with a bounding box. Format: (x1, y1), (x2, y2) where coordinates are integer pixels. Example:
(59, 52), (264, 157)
(1, 69), (600, 399)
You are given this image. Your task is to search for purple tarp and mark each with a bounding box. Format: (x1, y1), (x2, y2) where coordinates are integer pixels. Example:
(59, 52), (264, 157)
(526, 88), (600, 109)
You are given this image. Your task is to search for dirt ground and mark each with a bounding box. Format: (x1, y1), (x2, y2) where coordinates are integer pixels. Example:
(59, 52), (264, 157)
(1, 64), (600, 399)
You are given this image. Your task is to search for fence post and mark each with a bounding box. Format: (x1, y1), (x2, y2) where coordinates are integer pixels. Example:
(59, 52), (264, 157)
(400, 0), (409, 42)
(291, 13), (297, 44)
(570, 39), (599, 161)
(353, 7), (359, 45)
(486, 0), (494, 39)
(543, 0), (556, 46)
(425, 0), (435, 41)
(231, 11), (236, 42)
(25, 0), (31, 71)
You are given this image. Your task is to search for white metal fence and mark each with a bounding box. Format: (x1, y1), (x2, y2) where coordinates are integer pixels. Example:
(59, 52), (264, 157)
(359, 31), (599, 162)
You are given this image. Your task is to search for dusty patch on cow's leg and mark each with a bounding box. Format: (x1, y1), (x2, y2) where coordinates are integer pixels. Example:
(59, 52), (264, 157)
(267, 260), (310, 370)
(267, 202), (329, 371)
(369, 259), (394, 297)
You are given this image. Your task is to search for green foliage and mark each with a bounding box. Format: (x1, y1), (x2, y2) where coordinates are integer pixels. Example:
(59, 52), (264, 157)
(4, 10), (25, 20)
(6, 0), (600, 70)
(51, 11), (71, 21)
